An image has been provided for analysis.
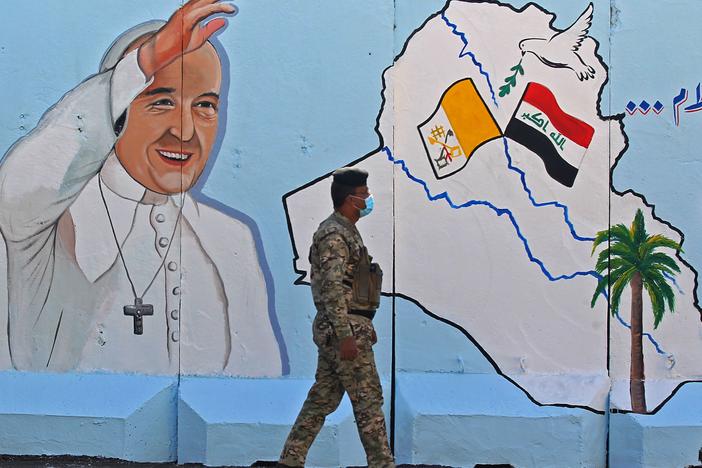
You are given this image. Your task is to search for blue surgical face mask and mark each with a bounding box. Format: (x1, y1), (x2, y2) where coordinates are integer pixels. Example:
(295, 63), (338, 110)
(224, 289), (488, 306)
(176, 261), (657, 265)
(353, 194), (374, 217)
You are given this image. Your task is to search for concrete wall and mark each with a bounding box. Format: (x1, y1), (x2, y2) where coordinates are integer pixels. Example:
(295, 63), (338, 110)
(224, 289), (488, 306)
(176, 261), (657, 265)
(0, 1), (701, 466)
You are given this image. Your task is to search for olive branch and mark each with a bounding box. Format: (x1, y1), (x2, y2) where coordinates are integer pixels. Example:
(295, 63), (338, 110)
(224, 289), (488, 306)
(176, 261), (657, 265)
(499, 60), (525, 98)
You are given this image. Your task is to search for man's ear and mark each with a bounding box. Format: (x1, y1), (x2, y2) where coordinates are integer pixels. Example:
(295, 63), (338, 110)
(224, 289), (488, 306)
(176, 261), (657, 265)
(113, 111), (127, 136)
(345, 195), (356, 209)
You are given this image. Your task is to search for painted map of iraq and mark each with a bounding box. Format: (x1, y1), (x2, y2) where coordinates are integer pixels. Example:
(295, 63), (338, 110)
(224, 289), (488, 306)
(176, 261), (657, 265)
(284, 0), (702, 414)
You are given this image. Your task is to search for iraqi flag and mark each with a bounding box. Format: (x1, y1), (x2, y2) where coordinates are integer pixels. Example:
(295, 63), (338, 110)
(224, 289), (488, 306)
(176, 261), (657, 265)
(504, 82), (594, 187)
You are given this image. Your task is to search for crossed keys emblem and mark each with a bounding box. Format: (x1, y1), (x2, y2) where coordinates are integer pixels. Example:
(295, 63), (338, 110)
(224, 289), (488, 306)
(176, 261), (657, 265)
(427, 125), (463, 168)
(419, 78), (502, 180)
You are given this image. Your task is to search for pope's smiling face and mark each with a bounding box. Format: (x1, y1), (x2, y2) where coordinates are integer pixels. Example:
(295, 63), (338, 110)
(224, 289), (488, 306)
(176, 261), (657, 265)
(115, 42), (222, 195)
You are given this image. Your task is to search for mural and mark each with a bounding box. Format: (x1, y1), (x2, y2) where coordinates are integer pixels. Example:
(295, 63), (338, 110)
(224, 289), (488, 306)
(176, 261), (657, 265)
(591, 209), (682, 413)
(1, 0), (702, 465)
(285, 0), (702, 415)
(0, 0), (283, 376)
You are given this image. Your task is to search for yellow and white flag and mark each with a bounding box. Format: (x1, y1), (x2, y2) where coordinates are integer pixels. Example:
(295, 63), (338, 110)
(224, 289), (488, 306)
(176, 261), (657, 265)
(418, 78), (502, 179)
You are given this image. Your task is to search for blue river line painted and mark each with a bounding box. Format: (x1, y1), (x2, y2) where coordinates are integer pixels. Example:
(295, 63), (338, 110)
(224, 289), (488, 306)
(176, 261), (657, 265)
(444, 20), (667, 355)
(384, 146), (596, 282)
(441, 13), (498, 107)
(614, 310), (667, 355)
(442, 13), (595, 243)
(383, 145), (668, 356)
(501, 138), (595, 242)
(663, 271), (685, 295)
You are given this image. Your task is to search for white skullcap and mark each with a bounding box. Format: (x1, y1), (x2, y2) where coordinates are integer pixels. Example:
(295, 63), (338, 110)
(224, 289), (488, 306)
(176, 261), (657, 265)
(99, 20), (166, 73)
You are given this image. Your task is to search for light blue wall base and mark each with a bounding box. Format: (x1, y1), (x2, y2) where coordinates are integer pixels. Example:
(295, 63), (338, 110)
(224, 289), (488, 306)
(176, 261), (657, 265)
(395, 373), (607, 468)
(4, 372), (702, 467)
(609, 382), (702, 468)
(177, 376), (390, 467)
(0, 371), (177, 462)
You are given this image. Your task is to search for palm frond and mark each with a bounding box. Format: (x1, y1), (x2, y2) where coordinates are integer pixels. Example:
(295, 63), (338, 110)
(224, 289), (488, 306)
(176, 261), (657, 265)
(639, 254), (680, 277)
(595, 248), (613, 273)
(642, 270), (677, 328)
(644, 252), (681, 273)
(609, 224), (636, 250)
(656, 278), (676, 315)
(643, 234), (682, 255)
(591, 275), (609, 307)
(646, 270), (676, 311)
(609, 243), (640, 265)
(591, 264), (636, 309)
(599, 256), (634, 274)
(643, 280), (665, 329)
(610, 257), (635, 269)
(631, 209), (648, 246)
(591, 229), (610, 255)
(642, 263), (677, 278)
(610, 265), (635, 279)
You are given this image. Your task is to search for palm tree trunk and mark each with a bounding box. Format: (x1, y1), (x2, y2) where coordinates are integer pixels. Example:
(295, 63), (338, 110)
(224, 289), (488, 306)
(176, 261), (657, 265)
(630, 272), (647, 413)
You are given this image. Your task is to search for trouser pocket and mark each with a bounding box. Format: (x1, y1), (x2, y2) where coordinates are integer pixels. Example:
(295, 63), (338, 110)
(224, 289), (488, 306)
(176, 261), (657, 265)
(312, 315), (334, 347)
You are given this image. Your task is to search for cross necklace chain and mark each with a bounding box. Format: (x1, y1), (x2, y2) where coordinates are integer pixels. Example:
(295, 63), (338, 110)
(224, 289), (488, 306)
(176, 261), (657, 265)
(98, 176), (183, 335)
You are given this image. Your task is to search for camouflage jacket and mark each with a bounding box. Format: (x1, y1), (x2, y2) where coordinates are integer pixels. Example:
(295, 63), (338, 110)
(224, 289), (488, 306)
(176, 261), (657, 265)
(309, 211), (370, 340)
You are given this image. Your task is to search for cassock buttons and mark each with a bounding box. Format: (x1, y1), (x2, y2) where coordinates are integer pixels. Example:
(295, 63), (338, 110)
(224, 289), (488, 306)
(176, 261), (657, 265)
(158, 237), (169, 248)
(172, 286), (181, 296)
(155, 213), (166, 223)
(167, 261), (178, 271)
(170, 309), (179, 320)
(171, 331), (179, 342)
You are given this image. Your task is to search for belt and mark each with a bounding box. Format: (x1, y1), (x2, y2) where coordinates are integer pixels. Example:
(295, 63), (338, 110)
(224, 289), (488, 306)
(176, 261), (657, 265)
(349, 309), (376, 320)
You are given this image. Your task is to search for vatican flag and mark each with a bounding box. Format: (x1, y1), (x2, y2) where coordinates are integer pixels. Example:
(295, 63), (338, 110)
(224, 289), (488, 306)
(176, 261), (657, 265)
(418, 78), (502, 179)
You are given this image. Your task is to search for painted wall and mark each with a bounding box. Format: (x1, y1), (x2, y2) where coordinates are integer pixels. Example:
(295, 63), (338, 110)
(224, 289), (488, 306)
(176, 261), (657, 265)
(1, 1), (701, 467)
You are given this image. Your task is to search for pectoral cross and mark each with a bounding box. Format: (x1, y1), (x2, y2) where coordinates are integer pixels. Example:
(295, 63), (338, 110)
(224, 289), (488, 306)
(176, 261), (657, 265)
(124, 298), (154, 335)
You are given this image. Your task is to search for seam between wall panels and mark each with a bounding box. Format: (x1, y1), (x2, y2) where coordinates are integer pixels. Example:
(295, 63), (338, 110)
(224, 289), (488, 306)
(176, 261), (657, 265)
(390, 0), (398, 455)
(176, 0), (185, 459)
(606, 1), (615, 466)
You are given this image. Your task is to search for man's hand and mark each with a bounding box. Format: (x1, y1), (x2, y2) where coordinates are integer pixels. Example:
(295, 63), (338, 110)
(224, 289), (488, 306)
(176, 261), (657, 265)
(339, 336), (359, 361)
(139, 0), (237, 78)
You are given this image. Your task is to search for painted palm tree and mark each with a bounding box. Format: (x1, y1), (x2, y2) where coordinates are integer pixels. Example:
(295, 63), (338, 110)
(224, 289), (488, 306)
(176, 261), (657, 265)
(591, 209), (681, 413)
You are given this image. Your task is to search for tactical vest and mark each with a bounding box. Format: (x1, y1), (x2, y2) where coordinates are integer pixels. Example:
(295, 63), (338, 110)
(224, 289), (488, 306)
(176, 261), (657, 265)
(312, 217), (383, 311)
(352, 245), (383, 310)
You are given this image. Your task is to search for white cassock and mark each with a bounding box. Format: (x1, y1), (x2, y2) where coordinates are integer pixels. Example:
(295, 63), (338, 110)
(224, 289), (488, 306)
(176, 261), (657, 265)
(0, 46), (282, 376)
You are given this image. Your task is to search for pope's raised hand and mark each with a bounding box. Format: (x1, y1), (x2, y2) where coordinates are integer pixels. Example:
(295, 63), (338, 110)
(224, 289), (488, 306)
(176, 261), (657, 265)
(138, 0), (236, 78)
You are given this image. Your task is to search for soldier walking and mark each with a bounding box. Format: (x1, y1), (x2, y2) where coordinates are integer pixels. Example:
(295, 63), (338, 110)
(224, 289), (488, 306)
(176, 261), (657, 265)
(279, 168), (394, 467)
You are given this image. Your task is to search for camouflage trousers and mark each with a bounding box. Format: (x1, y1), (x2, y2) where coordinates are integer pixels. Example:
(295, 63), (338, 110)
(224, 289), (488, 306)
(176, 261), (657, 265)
(279, 316), (395, 467)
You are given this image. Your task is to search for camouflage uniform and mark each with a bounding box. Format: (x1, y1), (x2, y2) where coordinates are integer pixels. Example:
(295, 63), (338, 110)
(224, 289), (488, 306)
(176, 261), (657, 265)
(279, 211), (394, 468)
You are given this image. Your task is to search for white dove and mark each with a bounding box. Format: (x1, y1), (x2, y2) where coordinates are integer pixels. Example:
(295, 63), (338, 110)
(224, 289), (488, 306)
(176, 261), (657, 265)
(518, 3), (596, 81)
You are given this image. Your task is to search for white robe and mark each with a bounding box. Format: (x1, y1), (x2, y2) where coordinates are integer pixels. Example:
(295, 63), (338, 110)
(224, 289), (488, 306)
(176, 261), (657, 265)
(0, 50), (282, 376)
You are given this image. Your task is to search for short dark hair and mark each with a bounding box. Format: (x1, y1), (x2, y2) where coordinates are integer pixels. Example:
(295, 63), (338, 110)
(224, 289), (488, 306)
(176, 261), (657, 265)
(331, 181), (357, 208)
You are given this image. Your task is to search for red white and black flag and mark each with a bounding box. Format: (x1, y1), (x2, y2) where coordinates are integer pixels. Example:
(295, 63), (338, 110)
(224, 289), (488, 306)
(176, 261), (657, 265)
(504, 82), (595, 187)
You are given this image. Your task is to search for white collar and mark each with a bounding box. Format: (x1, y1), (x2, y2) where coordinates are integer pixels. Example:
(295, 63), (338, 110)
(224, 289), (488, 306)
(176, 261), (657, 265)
(100, 152), (186, 207)
(71, 152), (198, 283)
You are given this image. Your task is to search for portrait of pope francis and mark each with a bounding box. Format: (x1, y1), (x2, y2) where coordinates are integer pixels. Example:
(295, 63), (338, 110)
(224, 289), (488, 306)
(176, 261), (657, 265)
(0, 0), (283, 376)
